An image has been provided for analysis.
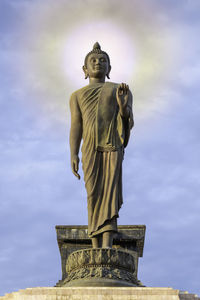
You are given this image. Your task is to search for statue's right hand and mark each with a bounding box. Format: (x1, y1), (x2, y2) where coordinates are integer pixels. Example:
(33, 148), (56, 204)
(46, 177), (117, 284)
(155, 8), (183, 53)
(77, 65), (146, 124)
(71, 155), (80, 180)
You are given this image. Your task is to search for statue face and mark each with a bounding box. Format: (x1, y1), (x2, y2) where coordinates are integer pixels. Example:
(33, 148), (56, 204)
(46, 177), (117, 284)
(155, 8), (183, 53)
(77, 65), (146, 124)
(85, 53), (110, 79)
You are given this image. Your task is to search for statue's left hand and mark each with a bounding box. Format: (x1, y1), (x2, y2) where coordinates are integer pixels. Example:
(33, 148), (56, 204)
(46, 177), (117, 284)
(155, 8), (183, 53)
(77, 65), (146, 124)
(116, 83), (129, 116)
(71, 154), (81, 180)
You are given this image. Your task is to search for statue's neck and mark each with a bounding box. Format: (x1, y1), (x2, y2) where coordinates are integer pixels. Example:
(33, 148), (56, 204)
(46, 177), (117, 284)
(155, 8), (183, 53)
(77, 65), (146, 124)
(89, 77), (105, 84)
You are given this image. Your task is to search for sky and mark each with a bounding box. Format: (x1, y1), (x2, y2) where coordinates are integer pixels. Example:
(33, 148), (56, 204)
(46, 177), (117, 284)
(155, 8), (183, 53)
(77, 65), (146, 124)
(0, 0), (200, 296)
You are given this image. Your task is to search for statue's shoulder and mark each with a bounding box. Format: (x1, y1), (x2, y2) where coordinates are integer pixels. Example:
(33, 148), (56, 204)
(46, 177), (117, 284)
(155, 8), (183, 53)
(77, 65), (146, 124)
(70, 85), (90, 100)
(69, 87), (88, 110)
(105, 81), (119, 88)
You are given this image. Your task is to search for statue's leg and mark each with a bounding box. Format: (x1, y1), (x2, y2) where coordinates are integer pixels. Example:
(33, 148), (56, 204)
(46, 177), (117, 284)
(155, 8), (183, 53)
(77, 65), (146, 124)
(102, 231), (114, 248)
(92, 234), (103, 248)
(92, 236), (99, 248)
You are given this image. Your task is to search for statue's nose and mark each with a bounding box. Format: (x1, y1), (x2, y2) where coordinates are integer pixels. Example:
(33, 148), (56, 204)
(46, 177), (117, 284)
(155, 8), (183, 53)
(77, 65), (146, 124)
(96, 59), (101, 64)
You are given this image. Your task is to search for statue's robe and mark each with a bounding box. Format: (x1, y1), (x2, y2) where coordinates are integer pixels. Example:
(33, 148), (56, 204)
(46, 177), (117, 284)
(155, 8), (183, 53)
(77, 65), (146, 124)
(74, 82), (133, 237)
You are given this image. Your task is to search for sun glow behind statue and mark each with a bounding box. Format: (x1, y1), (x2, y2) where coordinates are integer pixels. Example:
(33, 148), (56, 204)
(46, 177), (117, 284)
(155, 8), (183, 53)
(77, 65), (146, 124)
(63, 21), (137, 88)
(19, 0), (177, 122)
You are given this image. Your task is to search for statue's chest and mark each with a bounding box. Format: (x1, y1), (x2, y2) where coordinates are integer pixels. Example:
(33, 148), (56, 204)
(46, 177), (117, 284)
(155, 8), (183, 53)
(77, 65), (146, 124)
(78, 84), (118, 125)
(97, 86), (118, 124)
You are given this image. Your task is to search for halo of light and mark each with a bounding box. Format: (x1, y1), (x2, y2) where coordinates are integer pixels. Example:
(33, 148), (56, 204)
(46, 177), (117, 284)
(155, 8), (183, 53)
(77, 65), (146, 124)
(63, 21), (137, 88)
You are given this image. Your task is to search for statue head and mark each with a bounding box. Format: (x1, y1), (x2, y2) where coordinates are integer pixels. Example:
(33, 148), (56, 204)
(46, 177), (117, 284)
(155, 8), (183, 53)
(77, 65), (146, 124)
(83, 42), (111, 80)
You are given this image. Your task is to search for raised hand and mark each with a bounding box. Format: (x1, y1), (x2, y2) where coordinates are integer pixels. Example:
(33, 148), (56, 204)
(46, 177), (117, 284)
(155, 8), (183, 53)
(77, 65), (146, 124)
(116, 83), (129, 117)
(71, 154), (80, 180)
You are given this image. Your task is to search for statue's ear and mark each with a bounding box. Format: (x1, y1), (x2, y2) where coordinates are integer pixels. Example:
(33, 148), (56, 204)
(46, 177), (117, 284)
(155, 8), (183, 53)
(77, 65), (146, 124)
(106, 65), (111, 79)
(82, 65), (88, 79)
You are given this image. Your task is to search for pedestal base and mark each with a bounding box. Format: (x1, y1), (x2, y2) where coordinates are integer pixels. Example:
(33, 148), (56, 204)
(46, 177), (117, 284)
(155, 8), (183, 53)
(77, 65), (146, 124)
(1, 287), (182, 300)
(65, 277), (136, 287)
(62, 248), (138, 287)
(55, 225), (146, 286)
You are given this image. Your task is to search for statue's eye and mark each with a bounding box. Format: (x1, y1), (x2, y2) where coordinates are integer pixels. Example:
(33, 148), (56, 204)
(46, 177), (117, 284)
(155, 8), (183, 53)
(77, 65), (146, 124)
(100, 58), (105, 62)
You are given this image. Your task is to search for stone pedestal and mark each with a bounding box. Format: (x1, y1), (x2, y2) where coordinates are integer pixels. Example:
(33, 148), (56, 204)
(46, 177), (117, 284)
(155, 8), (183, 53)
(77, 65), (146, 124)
(63, 248), (137, 287)
(55, 225), (146, 287)
(0, 287), (183, 300)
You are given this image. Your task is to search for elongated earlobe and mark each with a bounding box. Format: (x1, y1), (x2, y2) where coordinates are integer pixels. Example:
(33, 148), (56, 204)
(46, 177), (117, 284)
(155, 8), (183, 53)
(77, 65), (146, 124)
(106, 65), (111, 79)
(82, 65), (88, 80)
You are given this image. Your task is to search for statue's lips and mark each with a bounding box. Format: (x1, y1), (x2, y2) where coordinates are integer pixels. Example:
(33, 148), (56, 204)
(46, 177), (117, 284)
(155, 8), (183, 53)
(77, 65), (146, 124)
(94, 66), (103, 70)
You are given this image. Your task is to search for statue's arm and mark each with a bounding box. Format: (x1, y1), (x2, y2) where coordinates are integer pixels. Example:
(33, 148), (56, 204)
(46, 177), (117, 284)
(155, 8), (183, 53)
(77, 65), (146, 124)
(127, 90), (134, 129)
(69, 92), (82, 180)
(116, 83), (134, 129)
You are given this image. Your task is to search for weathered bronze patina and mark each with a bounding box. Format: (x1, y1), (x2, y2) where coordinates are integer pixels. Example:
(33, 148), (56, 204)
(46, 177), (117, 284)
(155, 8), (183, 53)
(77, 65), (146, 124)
(70, 42), (134, 248)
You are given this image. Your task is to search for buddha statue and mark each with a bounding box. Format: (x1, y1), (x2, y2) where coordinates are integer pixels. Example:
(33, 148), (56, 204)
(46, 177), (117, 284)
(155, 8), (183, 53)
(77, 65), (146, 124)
(69, 42), (134, 248)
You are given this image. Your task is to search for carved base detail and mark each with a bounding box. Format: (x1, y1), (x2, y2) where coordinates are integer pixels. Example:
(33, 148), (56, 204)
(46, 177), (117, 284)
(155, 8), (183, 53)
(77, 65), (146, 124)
(61, 248), (139, 287)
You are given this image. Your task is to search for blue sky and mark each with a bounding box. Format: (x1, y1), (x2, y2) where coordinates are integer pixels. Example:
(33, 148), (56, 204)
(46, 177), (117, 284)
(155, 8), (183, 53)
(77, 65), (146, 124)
(0, 0), (200, 296)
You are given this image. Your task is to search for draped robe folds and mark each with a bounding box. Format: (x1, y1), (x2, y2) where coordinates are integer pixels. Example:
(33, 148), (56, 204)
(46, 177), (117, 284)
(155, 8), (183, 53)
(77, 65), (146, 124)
(75, 82), (133, 238)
